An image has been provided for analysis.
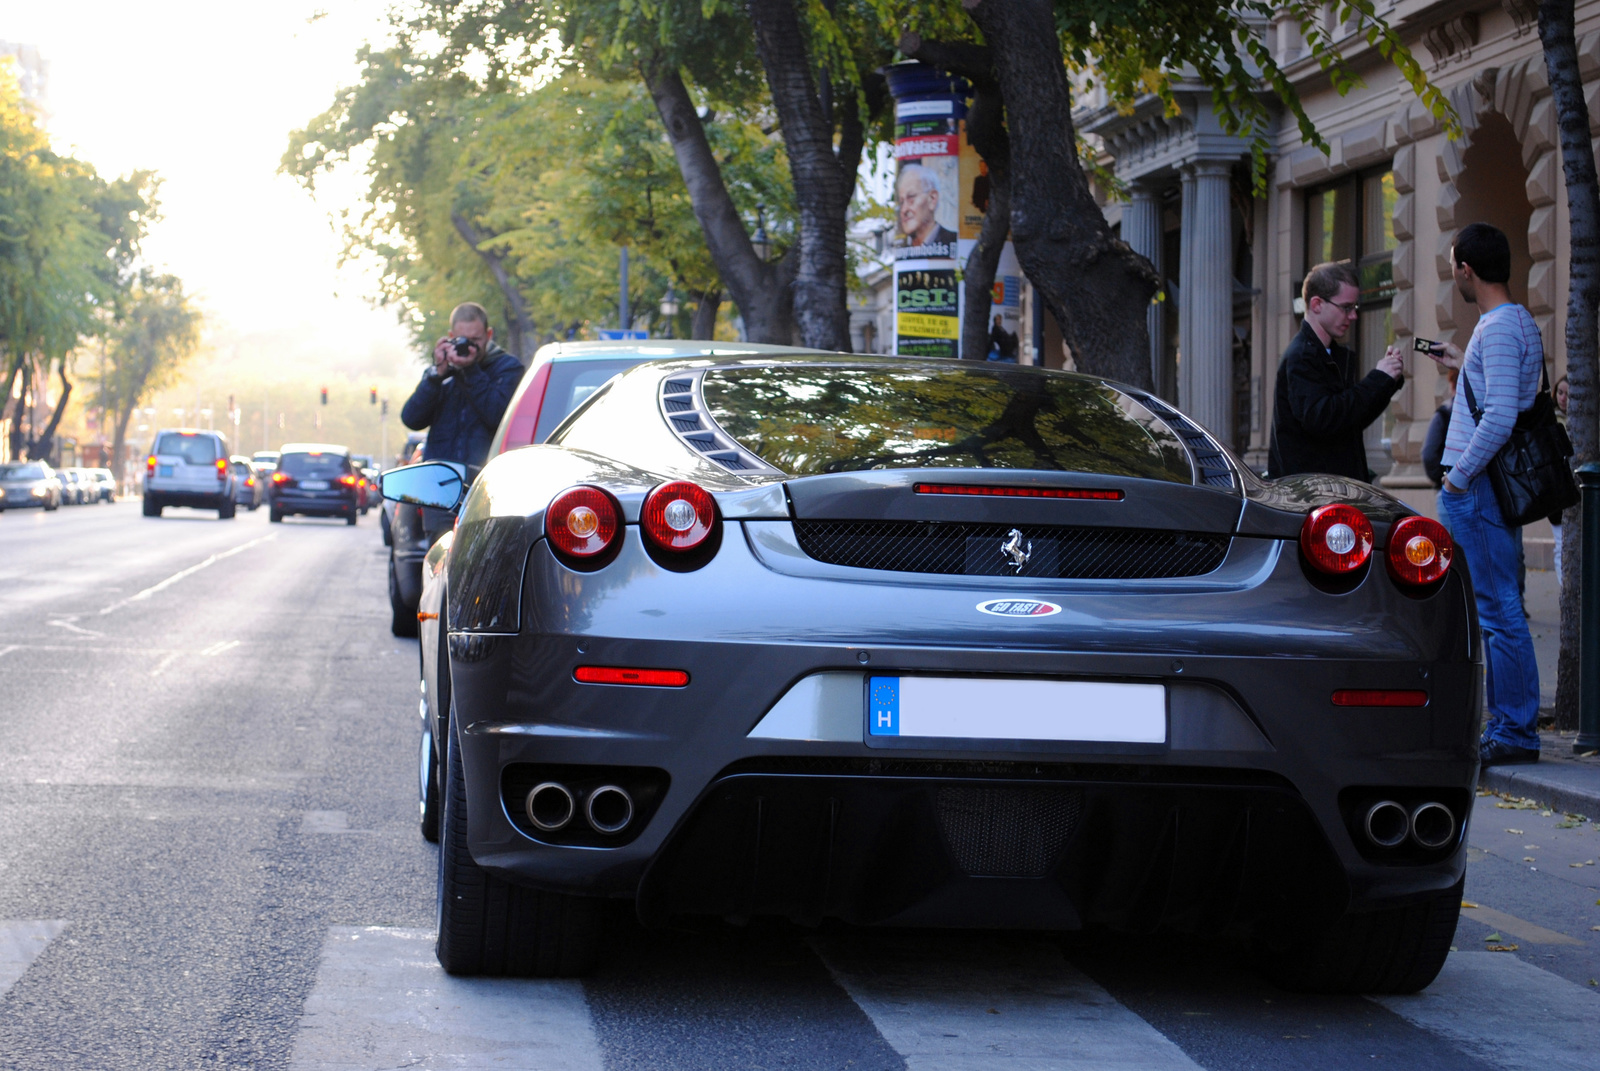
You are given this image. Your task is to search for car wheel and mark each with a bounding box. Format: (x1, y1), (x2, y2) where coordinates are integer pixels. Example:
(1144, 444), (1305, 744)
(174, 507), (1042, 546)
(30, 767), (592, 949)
(220, 500), (236, 519)
(346, 509), (358, 526)
(389, 556), (419, 638)
(1258, 877), (1462, 994)
(142, 496), (161, 518)
(269, 508), (283, 523)
(435, 705), (601, 977)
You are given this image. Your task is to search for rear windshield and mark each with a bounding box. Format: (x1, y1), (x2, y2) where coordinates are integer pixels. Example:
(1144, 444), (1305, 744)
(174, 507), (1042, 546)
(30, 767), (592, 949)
(536, 359), (642, 442)
(0, 463), (47, 479)
(155, 433), (218, 464)
(699, 365), (1193, 482)
(280, 452), (350, 478)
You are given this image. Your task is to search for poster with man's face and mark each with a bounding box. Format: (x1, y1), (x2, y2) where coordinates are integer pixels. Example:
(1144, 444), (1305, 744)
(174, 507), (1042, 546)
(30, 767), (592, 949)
(894, 157), (959, 260)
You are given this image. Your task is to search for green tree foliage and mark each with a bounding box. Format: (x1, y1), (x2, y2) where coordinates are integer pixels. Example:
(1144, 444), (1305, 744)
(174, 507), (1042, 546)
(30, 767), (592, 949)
(0, 58), (166, 460)
(92, 271), (202, 471)
(284, 30), (792, 355)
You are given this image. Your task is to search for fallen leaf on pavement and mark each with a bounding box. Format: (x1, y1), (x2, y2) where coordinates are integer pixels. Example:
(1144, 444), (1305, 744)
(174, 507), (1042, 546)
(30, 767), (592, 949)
(1484, 932), (1502, 941)
(1487, 944), (1519, 952)
(1505, 829), (1524, 834)
(1524, 856), (1537, 862)
(1461, 900), (1478, 908)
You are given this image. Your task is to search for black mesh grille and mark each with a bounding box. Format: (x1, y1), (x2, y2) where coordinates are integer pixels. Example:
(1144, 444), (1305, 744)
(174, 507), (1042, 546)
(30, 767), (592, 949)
(793, 520), (1229, 579)
(937, 786), (1082, 877)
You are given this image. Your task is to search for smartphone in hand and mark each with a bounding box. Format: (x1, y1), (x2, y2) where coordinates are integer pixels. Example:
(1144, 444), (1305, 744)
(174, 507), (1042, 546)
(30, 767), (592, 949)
(1413, 337), (1441, 354)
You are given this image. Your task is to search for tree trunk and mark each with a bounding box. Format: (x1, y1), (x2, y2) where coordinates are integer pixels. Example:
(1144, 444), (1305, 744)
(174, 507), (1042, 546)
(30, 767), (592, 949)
(451, 210), (536, 360)
(961, 0), (1156, 388)
(640, 55), (796, 344)
(692, 287), (722, 340)
(1540, 0), (1600, 734)
(28, 362), (71, 460)
(10, 361), (32, 461)
(747, 0), (860, 352)
(112, 400), (134, 488)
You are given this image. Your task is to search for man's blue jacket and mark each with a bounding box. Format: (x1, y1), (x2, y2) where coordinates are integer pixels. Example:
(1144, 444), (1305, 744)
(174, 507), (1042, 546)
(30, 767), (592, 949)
(400, 343), (524, 469)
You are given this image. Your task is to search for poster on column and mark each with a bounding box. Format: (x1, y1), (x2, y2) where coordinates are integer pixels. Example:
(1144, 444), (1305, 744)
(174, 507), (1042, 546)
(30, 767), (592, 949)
(987, 242), (1023, 361)
(893, 96), (961, 357)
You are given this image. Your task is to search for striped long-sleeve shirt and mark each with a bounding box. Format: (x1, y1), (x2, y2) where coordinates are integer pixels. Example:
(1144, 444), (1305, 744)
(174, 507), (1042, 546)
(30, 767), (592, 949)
(1441, 303), (1544, 486)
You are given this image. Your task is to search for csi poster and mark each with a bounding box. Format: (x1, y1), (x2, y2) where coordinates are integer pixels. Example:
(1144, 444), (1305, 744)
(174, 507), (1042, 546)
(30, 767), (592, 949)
(896, 267), (959, 358)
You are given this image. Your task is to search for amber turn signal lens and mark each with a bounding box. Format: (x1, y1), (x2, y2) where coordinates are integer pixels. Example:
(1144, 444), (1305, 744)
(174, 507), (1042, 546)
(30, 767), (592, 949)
(1386, 515), (1452, 587)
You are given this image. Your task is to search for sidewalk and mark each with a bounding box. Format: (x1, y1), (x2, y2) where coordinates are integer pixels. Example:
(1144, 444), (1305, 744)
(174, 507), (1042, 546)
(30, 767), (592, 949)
(1479, 566), (1600, 817)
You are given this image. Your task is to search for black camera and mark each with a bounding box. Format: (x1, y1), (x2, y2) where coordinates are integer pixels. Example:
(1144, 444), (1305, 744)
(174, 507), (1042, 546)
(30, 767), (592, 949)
(450, 336), (476, 357)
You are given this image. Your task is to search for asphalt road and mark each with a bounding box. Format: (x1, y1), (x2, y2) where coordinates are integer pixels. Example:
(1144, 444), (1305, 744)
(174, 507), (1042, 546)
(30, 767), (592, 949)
(0, 499), (1597, 1071)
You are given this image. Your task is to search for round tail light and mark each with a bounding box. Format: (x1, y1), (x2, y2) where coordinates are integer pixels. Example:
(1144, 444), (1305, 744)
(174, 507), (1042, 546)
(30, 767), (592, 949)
(641, 481), (717, 552)
(1386, 515), (1452, 586)
(546, 486), (621, 560)
(1300, 504), (1373, 575)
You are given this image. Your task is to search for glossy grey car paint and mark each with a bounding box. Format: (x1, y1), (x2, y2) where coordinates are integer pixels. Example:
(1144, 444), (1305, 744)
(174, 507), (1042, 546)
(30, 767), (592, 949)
(416, 356), (1478, 943)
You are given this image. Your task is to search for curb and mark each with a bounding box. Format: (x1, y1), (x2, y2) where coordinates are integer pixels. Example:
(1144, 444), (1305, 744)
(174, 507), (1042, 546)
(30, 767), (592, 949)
(1480, 765), (1600, 819)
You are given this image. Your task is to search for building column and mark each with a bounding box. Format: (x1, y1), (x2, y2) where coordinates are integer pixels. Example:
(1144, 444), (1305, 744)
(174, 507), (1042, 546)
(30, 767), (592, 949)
(1182, 160), (1235, 443)
(1123, 182), (1165, 394)
(1178, 166), (1197, 409)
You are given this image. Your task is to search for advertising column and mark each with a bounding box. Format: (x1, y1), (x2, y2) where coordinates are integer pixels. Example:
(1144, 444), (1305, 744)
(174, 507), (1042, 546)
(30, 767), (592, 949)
(886, 63), (964, 358)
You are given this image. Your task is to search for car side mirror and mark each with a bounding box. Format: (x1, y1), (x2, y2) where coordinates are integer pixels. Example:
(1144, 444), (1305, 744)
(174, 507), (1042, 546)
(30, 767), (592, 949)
(381, 461), (466, 511)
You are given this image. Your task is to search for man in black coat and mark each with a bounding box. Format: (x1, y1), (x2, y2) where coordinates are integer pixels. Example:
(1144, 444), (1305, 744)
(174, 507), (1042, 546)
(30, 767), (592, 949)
(401, 302), (524, 471)
(1268, 261), (1403, 481)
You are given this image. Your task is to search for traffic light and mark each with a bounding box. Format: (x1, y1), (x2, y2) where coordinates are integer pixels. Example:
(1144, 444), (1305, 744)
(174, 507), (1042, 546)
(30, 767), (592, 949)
(370, 386), (378, 405)
(320, 387), (328, 406)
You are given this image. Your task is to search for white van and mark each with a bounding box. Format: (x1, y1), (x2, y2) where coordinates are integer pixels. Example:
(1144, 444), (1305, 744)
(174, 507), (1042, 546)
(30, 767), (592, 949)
(143, 429), (236, 519)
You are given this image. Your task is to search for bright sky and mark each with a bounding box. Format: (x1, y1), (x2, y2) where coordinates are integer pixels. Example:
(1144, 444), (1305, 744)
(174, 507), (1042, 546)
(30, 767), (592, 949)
(4, 2), (413, 371)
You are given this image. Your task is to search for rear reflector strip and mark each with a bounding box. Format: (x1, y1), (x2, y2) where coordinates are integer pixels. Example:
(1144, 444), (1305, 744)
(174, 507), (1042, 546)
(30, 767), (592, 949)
(1331, 689), (1428, 707)
(574, 666), (690, 687)
(913, 483), (1123, 501)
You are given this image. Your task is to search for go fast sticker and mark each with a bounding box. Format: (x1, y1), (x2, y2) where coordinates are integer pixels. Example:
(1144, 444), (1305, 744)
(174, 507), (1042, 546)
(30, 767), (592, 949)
(976, 598), (1061, 618)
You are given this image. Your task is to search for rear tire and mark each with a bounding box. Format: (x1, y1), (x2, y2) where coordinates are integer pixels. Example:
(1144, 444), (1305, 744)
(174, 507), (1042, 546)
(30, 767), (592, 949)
(346, 509), (358, 526)
(269, 508), (283, 523)
(436, 706), (601, 977)
(419, 719), (440, 843)
(389, 556), (419, 638)
(142, 496), (161, 518)
(1258, 878), (1462, 994)
(219, 500), (236, 519)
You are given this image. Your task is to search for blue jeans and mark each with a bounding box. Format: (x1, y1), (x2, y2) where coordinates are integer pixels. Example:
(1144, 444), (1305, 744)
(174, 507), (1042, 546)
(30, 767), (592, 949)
(1438, 475), (1541, 750)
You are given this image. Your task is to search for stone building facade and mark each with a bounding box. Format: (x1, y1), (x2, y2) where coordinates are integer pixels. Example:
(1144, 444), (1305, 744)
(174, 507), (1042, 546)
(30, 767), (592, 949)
(1077, 0), (1600, 539)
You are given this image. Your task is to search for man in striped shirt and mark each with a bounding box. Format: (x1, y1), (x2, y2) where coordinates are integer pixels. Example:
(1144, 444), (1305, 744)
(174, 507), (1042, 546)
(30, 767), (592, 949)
(1424, 222), (1544, 767)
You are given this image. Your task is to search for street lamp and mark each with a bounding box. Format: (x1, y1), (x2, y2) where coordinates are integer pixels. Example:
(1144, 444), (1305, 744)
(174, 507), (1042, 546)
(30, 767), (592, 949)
(659, 284), (679, 339)
(752, 203), (770, 263)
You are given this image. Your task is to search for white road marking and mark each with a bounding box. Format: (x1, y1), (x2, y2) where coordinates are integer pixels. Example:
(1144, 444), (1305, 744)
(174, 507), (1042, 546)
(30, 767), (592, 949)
(98, 533), (277, 616)
(46, 618), (104, 638)
(0, 920), (68, 997)
(287, 926), (604, 1071)
(0, 645), (17, 659)
(814, 933), (1203, 1070)
(149, 652), (181, 678)
(201, 639), (241, 657)
(1374, 951), (1600, 1071)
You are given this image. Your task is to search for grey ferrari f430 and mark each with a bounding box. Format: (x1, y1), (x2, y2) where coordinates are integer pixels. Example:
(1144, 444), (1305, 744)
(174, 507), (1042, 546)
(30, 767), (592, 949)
(383, 354), (1477, 992)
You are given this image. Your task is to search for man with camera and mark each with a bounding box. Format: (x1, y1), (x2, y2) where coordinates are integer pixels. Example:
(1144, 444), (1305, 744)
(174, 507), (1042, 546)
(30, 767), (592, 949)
(400, 302), (523, 471)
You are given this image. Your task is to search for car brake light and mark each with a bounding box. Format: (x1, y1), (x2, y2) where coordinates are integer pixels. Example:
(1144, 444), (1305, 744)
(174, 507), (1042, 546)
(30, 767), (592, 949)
(641, 481), (717, 551)
(272, 472), (290, 484)
(1300, 504), (1373, 575)
(1331, 689), (1429, 707)
(546, 486), (622, 560)
(915, 483), (1123, 500)
(146, 456), (156, 476)
(337, 474), (357, 486)
(574, 666), (689, 687)
(215, 458), (227, 480)
(1385, 515), (1452, 587)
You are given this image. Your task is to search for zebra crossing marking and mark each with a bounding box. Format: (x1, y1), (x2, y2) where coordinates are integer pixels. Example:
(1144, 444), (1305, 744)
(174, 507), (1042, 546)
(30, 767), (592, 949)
(0, 919), (67, 998)
(814, 932), (1204, 1070)
(287, 926), (603, 1071)
(1374, 951), (1600, 1071)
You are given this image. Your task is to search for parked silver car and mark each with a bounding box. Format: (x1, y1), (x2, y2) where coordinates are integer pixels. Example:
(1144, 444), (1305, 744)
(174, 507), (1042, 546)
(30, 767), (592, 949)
(0, 461), (61, 511)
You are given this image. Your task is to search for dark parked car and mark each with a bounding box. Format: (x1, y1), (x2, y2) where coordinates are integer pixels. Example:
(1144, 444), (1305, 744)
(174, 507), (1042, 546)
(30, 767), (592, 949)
(384, 342), (810, 637)
(0, 461), (60, 511)
(387, 355), (1475, 993)
(269, 444), (359, 524)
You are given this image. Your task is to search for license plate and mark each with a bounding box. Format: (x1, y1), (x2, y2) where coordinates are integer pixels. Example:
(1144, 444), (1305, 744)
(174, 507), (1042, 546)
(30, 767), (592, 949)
(300, 480), (329, 490)
(867, 676), (1165, 743)
(158, 465), (173, 477)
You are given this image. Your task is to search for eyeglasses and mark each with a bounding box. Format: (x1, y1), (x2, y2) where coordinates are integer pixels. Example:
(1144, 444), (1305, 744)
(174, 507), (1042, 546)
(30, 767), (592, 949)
(1325, 300), (1361, 315)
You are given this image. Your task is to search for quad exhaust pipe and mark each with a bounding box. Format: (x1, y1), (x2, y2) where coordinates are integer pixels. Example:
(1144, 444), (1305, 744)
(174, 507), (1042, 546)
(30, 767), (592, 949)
(1362, 799), (1456, 850)
(524, 782), (634, 835)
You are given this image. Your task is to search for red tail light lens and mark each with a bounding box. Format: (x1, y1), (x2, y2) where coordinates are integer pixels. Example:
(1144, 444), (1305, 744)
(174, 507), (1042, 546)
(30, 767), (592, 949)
(337, 474), (357, 487)
(1299, 504), (1373, 575)
(146, 456), (156, 477)
(641, 481), (717, 551)
(215, 458), (227, 480)
(574, 666), (689, 687)
(272, 472), (290, 484)
(546, 486), (621, 559)
(1386, 515), (1453, 587)
(1331, 689), (1429, 707)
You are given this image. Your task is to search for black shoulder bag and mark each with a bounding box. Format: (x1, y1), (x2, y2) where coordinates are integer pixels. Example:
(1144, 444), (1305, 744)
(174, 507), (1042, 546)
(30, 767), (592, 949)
(1459, 361), (1578, 526)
